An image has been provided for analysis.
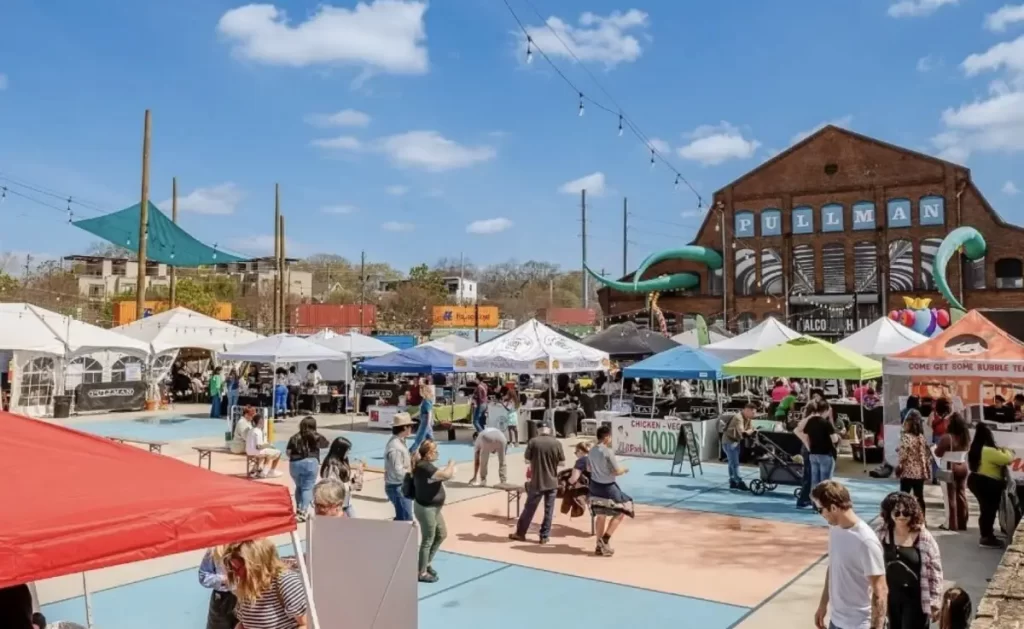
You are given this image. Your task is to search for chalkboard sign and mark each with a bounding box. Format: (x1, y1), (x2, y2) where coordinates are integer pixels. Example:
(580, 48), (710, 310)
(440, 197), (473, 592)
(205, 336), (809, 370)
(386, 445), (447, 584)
(671, 422), (704, 477)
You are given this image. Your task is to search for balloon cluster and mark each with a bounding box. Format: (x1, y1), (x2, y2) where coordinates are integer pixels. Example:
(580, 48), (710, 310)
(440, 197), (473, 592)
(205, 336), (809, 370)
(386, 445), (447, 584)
(888, 297), (950, 338)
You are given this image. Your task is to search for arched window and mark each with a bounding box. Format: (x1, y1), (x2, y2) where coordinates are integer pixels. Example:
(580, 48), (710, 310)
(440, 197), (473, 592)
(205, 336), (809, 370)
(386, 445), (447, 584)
(995, 259), (1024, 289)
(822, 243), (846, 294)
(760, 248), (784, 295)
(111, 356), (145, 383)
(735, 248), (757, 296)
(19, 357), (55, 408)
(919, 238), (943, 290)
(151, 354), (176, 381)
(708, 267), (723, 296)
(889, 239), (914, 292)
(736, 312), (757, 332)
(66, 357), (103, 390)
(964, 254), (986, 290)
(854, 242), (878, 293)
(791, 245), (816, 295)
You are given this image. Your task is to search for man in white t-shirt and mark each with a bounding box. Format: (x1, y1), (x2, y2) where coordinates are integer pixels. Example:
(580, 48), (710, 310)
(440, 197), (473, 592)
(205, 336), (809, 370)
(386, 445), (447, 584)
(245, 414), (282, 478)
(811, 480), (887, 629)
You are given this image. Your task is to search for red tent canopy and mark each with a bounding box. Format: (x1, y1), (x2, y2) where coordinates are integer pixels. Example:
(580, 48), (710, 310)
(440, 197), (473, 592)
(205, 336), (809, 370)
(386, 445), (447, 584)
(0, 411), (295, 588)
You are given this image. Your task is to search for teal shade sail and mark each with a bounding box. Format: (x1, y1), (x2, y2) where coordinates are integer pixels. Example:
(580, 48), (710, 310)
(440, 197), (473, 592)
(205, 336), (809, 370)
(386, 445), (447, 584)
(73, 201), (246, 266)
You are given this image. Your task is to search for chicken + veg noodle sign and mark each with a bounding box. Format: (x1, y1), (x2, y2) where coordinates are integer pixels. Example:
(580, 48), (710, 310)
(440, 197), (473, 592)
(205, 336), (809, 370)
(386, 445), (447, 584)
(612, 416), (682, 459)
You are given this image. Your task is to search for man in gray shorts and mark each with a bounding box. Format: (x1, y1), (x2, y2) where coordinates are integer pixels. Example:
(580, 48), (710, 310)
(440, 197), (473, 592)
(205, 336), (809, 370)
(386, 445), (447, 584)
(469, 426), (508, 486)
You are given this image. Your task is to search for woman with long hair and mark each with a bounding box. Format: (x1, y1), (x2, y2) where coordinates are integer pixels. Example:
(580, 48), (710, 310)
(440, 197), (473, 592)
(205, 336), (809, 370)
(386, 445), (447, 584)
(285, 416), (329, 521)
(412, 440), (455, 583)
(224, 539), (308, 629)
(320, 436), (363, 517)
(896, 410), (932, 513)
(876, 492), (944, 629)
(501, 382), (521, 445)
(967, 421), (1014, 548)
(935, 412), (971, 531)
(198, 545), (236, 629)
(410, 384), (435, 453)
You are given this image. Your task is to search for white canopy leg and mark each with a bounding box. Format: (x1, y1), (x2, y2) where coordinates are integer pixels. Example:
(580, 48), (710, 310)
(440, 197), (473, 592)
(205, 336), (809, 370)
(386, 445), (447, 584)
(291, 529), (321, 629)
(82, 572), (94, 629)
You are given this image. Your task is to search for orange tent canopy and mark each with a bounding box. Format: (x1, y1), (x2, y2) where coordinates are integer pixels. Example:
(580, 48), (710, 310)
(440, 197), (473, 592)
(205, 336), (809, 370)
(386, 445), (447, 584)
(884, 310), (1024, 378)
(0, 412), (295, 589)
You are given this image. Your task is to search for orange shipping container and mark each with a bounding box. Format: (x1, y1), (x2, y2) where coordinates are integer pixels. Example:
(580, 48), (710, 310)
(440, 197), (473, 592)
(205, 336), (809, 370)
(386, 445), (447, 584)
(113, 301), (232, 326)
(536, 307), (597, 326)
(292, 304), (376, 335)
(432, 305), (499, 328)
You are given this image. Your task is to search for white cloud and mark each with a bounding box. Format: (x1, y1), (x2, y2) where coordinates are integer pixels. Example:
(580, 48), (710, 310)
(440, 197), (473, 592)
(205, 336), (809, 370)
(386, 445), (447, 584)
(933, 88), (1024, 161)
(1005, 180), (1021, 195)
(790, 115), (854, 144)
(424, 187), (444, 198)
(917, 55), (938, 72)
(375, 131), (496, 171)
(887, 0), (957, 18)
(962, 34), (1024, 77)
(310, 135), (362, 150)
(523, 10), (649, 68)
(986, 4), (1024, 31)
(677, 122), (761, 166)
(386, 185), (408, 196)
(305, 109), (370, 127)
(0, 74), (7, 91)
(381, 221), (414, 232)
(321, 205), (358, 215)
(217, 1), (428, 74)
(558, 172), (606, 196)
(229, 235), (304, 257)
(159, 183), (243, 215)
(648, 138), (671, 154)
(466, 217), (513, 235)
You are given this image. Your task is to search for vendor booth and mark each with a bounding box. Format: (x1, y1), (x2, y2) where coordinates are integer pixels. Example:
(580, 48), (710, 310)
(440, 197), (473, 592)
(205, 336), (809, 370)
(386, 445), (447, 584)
(113, 306), (263, 355)
(618, 345), (729, 461)
(359, 345), (457, 429)
(671, 326), (733, 348)
(419, 334), (478, 353)
(836, 317), (927, 361)
(882, 310), (1024, 473)
(312, 330), (397, 410)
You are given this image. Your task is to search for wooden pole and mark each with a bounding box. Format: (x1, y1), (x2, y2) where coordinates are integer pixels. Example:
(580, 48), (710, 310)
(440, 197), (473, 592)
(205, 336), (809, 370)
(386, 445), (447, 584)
(169, 176), (177, 307)
(135, 109), (151, 320)
(273, 183), (281, 333)
(280, 214), (287, 333)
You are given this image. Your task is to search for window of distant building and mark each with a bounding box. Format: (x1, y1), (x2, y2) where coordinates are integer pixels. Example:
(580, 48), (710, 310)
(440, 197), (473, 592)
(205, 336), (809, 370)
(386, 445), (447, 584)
(919, 238), (943, 290)
(822, 243), (846, 294)
(995, 258), (1024, 289)
(735, 249), (757, 296)
(791, 245), (816, 295)
(760, 248), (784, 295)
(853, 242), (878, 293)
(964, 254), (986, 290)
(889, 240), (915, 292)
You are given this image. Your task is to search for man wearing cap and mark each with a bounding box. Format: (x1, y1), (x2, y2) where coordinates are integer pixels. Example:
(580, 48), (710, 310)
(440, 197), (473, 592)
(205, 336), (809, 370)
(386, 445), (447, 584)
(469, 426), (508, 486)
(384, 412), (415, 521)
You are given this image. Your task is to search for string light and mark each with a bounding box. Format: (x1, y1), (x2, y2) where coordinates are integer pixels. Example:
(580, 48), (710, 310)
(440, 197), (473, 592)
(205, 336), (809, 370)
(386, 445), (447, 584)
(526, 36), (534, 64)
(617, 114), (623, 136)
(674, 175), (680, 189)
(650, 149), (655, 168)
(577, 92), (585, 117)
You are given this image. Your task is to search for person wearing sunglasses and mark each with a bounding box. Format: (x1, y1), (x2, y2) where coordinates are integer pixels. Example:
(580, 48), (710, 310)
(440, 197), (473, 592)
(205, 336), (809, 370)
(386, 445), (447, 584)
(876, 492), (943, 629)
(811, 480), (887, 629)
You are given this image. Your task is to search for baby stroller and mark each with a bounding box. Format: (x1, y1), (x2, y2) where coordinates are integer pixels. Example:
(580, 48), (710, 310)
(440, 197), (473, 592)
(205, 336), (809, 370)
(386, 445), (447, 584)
(748, 431), (804, 497)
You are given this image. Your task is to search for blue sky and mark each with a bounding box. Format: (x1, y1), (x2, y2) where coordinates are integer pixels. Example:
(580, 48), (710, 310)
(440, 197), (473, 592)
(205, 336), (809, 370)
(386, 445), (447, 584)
(1, 0), (1022, 276)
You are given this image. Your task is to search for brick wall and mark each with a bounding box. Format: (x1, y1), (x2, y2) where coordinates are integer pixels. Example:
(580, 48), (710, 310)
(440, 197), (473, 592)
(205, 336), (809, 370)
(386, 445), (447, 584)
(972, 530), (1024, 628)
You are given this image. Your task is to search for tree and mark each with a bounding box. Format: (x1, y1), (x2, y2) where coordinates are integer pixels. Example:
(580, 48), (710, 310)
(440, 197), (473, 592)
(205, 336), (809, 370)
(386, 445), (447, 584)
(0, 272), (18, 300)
(377, 264), (448, 330)
(87, 241), (135, 260)
(168, 278), (218, 316)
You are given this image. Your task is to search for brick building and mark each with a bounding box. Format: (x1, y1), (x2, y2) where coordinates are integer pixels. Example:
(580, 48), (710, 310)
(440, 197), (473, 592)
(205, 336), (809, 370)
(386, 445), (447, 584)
(598, 125), (1024, 340)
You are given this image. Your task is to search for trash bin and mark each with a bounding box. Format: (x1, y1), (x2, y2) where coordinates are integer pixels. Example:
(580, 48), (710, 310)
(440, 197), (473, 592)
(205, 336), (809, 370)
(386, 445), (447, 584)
(53, 395), (72, 419)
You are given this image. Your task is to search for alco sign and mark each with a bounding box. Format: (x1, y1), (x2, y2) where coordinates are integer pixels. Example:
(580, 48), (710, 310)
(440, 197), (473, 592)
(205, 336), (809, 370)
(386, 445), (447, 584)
(734, 196), (944, 238)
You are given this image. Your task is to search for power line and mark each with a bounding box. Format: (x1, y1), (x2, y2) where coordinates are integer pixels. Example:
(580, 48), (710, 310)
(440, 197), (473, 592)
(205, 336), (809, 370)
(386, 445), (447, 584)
(500, 0), (702, 205)
(0, 172), (107, 215)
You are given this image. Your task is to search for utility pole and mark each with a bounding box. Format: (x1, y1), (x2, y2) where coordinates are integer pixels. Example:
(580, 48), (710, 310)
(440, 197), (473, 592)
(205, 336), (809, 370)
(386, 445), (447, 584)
(581, 189), (588, 308)
(279, 214), (286, 333)
(135, 109), (151, 320)
(273, 183), (280, 333)
(474, 302), (480, 343)
(622, 197), (628, 276)
(169, 176), (178, 307)
(359, 250), (366, 331)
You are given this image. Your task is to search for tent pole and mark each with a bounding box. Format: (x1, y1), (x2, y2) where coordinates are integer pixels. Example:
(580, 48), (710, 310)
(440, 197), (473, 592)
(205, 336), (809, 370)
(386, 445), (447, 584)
(650, 384), (657, 419)
(82, 572), (94, 628)
(305, 514), (313, 580)
(348, 349), (354, 430)
(290, 529), (321, 629)
(860, 378), (867, 473)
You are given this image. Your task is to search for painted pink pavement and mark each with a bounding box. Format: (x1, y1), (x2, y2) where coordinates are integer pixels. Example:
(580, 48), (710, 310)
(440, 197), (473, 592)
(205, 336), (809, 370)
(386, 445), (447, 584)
(441, 490), (829, 608)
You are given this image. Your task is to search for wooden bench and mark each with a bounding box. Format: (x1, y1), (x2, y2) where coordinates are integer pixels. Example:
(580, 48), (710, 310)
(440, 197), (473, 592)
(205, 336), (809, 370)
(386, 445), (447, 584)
(494, 483), (525, 520)
(107, 436), (168, 454)
(193, 446), (262, 478)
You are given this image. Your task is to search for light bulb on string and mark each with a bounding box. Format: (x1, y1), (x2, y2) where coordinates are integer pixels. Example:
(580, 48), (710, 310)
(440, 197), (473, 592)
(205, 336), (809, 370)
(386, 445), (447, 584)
(674, 175), (680, 190)
(650, 149), (655, 168)
(577, 93), (585, 117)
(617, 115), (624, 137)
(526, 36), (533, 64)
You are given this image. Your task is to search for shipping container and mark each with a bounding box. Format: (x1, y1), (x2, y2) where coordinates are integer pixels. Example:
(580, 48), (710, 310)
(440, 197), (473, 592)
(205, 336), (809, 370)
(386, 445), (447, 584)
(113, 301), (232, 326)
(292, 304), (376, 334)
(535, 307), (597, 326)
(372, 334), (418, 350)
(432, 305), (500, 328)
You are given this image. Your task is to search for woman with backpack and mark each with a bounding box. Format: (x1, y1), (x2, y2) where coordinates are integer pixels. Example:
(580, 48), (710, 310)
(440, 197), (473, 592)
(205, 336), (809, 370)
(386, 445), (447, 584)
(876, 491), (944, 629)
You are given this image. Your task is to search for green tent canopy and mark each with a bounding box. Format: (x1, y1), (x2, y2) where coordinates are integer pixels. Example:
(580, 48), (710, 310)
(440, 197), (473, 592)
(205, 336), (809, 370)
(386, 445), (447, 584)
(723, 335), (882, 381)
(73, 201), (245, 266)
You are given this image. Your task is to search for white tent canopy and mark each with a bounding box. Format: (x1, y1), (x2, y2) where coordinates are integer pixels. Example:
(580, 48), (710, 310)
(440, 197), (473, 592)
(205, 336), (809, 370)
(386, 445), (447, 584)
(419, 334), (478, 353)
(454, 319), (609, 374)
(835, 317), (927, 359)
(113, 306), (263, 354)
(703, 317), (802, 363)
(671, 328), (733, 348)
(312, 331), (396, 358)
(219, 334), (346, 364)
(0, 303), (150, 357)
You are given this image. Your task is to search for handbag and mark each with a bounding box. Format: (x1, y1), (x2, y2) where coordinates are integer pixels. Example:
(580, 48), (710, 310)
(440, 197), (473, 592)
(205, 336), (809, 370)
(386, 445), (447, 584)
(401, 472), (416, 500)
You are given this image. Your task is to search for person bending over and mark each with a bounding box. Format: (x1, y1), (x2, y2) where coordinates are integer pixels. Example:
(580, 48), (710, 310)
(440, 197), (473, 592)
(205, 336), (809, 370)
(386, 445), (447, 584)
(469, 426), (508, 486)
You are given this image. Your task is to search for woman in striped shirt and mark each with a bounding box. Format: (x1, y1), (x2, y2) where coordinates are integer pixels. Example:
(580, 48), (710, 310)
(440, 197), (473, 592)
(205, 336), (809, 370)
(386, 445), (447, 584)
(224, 539), (308, 629)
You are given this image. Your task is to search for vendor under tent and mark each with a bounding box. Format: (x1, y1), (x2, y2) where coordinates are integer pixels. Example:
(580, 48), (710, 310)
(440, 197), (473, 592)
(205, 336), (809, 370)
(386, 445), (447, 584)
(312, 331), (398, 409)
(0, 303), (151, 416)
(703, 317), (801, 363)
(113, 306), (263, 354)
(0, 410), (312, 628)
(582, 321), (679, 359)
(882, 310), (1024, 472)
(671, 326), (733, 348)
(836, 317), (927, 360)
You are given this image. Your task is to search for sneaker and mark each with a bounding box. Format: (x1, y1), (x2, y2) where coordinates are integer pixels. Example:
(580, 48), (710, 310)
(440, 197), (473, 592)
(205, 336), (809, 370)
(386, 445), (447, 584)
(980, 536), (1005, 549)
(796, 501), (812, 509)
(508, 533), (527, 542)
(728, 480), (739, 489)
(426, 566), (437, 577)
(296, 512), (308, 523)
(266, 470), (283, 479)
(734, 480), (749, 491)
(468, 479), (482, 487)
(418, 573), (439, 583)
(595, 539), (615, 557)
(539, 537), (550, 545)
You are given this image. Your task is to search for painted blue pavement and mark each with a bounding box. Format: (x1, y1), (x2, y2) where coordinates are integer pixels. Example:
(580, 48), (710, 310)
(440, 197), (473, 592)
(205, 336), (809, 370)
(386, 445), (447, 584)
(70, 416), (229, 442)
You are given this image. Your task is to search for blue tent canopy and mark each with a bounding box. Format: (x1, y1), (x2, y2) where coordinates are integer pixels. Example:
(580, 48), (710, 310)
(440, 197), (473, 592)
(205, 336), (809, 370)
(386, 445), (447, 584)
(622, 345), (728, 380)
(358, 345), (455, 374)
(73, 201), (245, 266)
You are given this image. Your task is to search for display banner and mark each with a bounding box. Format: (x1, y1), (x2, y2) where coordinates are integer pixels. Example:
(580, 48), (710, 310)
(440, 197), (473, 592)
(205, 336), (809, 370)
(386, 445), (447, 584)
(886, 359), (1024, 377)
(358, 382), (404, 413)
(611, 415), (684, 459)
(74, 381), (147, 412)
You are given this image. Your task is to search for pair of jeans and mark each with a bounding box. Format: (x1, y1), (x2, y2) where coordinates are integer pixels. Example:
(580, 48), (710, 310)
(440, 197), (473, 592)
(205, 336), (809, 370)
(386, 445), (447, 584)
(274, 385), (288, 416)
(205, 590), (238, 629)
(413, 502), (447, 573)
(289, 457), (319, 513)
(226, 389), (239, 412)
(722, 441), (742, 483)
(515, 488), (556, 540)
(384, 483), (413, 521)
(479, 442), (507, 484)
(809, 454), (835, 488)
(797, 446), (812, 505)
(210, 394), (222, 418)
(900, 477), (926, 514)
(472, 404), (487, 432)
(409, 413), (434, 454)
(968, 472), (1004, 538)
